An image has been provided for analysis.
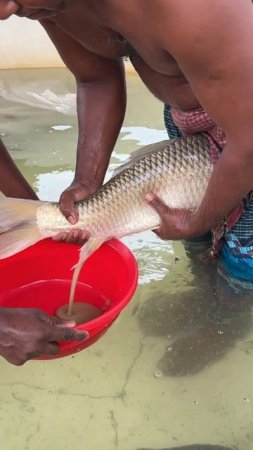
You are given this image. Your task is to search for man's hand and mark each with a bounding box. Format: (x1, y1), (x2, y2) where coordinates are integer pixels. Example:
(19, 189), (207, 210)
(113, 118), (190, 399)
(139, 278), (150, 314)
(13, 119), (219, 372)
(53, 180), (97, 245)
(59, 180), (96, 224)
(146, 193), (204, 240)
(0, 138), (38, 200)
(0, 308), (88, 366)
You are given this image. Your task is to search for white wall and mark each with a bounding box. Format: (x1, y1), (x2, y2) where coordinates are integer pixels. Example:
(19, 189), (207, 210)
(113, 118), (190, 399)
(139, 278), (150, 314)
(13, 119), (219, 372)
(0, 16), (65, 69)
(0, 16), (135, 72)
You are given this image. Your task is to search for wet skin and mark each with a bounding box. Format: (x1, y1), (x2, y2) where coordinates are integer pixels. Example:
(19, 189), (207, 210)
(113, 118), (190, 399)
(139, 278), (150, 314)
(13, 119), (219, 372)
(0, 307), (88, 365)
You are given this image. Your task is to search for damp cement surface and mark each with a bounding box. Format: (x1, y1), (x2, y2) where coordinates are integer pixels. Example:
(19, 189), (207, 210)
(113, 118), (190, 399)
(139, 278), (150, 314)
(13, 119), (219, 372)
(0, 68), (253, 450)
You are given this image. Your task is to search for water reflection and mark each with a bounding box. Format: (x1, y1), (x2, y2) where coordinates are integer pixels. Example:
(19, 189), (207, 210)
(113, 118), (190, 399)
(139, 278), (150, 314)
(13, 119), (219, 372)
(0, 69), (252, 450)
(137, 240), (253, 376)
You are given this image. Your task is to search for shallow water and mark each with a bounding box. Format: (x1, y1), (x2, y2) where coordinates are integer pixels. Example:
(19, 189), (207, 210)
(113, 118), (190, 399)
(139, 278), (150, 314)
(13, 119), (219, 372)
(0, 68), (253, 450)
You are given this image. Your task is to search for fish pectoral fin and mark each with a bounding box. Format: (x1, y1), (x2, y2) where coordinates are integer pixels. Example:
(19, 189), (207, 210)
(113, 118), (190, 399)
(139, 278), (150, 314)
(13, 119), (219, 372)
(0, 223), (43, 260)
(72, 236), (106, 270)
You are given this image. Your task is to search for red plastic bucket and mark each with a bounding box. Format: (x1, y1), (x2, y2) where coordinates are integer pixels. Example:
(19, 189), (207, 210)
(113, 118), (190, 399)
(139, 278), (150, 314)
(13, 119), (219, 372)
(0, 238), (138, 359)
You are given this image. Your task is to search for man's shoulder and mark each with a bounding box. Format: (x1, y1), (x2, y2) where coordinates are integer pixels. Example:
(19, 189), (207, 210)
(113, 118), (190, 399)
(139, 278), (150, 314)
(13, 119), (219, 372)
(40, 11), (126, 60)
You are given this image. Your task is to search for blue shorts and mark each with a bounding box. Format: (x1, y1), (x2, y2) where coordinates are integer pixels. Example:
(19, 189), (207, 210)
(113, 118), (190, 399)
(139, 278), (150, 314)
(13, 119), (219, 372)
(219, 196), (253, 289)
(164, 104), (253, 289)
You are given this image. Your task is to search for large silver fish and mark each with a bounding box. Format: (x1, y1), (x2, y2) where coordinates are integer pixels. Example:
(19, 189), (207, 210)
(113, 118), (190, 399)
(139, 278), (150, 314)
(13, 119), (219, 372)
(0, 134), (212, 267)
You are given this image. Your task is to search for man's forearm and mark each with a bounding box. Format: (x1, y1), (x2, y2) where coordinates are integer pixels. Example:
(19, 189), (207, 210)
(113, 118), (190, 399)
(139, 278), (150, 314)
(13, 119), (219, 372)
(74, 76), (126, 190)
(192, 145), (253, 234)
(0, 139), (38, 199)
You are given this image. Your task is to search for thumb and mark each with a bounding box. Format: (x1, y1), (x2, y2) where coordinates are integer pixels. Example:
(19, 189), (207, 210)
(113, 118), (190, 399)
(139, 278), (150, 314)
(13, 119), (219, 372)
(145, 193), (169, 217)
(37, 310), (76, 328)
(59, 190), (79, 224)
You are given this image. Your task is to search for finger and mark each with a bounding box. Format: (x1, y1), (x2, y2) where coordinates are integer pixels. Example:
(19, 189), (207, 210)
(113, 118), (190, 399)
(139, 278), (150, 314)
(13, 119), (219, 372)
(145, 193), (169, 217)
(75, 230), (90, 246)
(50, 316), (76, 327)
(68, 214), (78, 225)
(43, 342), (60, 356)
(82, 230), (90, 240)
(36, 310), (76, 328)
(59, 193), (79, 224)
(66, 230), (90, 245)
(75, 237), (87, 246)
(65, 229), (83, 244)
(53, 230), (90, 245)
(47, 326), (89, 342)
(52, 232), (69, 242)
(55, 320), (77, 328)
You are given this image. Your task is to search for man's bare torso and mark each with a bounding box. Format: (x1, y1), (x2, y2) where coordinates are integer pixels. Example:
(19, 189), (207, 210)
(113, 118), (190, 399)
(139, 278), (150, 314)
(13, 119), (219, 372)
(42, 0), (199, 110)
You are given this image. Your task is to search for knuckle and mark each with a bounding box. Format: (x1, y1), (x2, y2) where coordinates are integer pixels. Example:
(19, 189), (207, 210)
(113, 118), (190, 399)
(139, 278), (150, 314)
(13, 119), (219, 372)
(62, 327), (75, 341)
(62, 328), (85, 342)
(12, 355), (26, 366)
(14, 359), (26, 366)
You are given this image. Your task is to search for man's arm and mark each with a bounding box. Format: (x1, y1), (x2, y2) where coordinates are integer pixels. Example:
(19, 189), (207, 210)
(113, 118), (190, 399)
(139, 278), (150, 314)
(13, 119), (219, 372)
(0, 138), (37, 199)
(150, 0), (253, 238)
(41, 20), (126, 222)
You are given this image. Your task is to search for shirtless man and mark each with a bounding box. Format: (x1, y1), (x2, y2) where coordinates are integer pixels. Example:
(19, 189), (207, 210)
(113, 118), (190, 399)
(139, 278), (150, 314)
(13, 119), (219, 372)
(0, 0), (253, 366)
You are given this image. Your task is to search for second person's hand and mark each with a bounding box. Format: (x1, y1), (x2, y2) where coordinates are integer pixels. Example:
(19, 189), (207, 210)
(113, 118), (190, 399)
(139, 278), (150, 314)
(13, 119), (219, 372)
(53, 180), (98, 245)
(145, 192), (205, 240)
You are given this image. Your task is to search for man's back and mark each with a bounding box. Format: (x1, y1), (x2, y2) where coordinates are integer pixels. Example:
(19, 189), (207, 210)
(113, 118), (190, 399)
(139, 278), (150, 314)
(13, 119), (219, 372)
(41, 0), (199, 110)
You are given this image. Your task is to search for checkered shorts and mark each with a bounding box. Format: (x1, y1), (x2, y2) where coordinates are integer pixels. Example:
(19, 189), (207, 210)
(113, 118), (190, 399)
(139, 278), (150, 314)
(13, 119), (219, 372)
(164, 104), (253, 286)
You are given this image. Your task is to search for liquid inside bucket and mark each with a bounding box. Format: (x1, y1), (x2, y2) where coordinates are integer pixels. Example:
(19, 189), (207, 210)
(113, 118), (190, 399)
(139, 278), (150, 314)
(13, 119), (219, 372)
(0, 239), (138, 358)
(0, 279), (111, 321)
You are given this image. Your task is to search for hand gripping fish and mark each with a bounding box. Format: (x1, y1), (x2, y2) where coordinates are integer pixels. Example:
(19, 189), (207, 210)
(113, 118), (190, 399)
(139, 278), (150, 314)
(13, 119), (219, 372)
(0, 135), (212, 269)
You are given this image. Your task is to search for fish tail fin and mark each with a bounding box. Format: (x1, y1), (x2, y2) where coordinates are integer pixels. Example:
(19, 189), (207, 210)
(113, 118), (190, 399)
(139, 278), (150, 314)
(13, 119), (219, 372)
(0, 197), (44, 259)
(72, 236), (106, 270)
(68, 237), (106, 310)
(0, 197), (42, 230)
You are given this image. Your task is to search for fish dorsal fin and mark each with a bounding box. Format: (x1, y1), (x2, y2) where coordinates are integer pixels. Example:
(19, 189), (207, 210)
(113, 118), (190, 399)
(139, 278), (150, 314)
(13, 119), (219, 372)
(112, 140), (172, 178)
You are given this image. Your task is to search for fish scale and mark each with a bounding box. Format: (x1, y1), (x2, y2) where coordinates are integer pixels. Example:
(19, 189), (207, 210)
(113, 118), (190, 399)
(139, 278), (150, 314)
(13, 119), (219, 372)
(0, 134), (213, 267)
(72, 134), (212, 233)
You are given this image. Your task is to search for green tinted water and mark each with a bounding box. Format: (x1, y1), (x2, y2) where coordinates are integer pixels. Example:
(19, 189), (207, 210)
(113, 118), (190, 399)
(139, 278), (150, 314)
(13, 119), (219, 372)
(0, 68), (252, 450)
